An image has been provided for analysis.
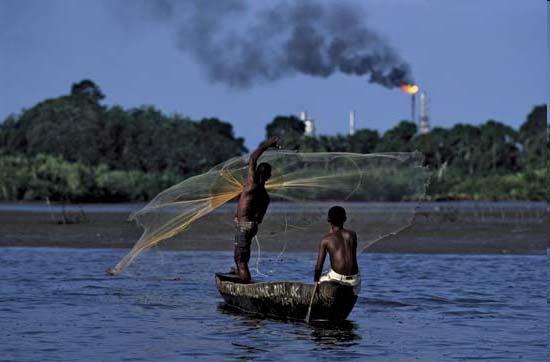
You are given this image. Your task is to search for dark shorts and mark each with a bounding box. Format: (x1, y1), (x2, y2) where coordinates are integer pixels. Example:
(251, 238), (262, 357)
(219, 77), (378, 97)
(234, 223), (258, 265)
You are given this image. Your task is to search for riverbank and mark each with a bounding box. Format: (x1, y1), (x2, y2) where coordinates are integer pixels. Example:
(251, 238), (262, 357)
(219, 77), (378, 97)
(0, 201), (548, 254)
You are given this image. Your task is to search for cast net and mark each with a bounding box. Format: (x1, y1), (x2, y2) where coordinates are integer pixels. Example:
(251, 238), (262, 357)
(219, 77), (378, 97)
(108, 151), (430, 275)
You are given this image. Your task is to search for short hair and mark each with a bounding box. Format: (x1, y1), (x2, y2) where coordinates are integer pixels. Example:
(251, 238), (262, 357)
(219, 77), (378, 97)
(328, 206), (346, 226)
(256, 162), (272, 177)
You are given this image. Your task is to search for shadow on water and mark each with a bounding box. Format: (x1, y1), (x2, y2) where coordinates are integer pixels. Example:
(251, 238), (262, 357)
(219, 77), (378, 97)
(307, 320), (361, 347)
(217, 303), (268, 324)
(217, 303), (361, 347)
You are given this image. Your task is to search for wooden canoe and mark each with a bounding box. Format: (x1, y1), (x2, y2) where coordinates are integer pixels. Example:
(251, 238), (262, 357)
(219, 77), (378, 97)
(215, 273), (358, 321)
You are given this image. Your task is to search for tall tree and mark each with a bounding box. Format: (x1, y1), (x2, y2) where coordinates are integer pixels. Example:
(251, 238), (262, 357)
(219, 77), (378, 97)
(519, 105), (546, 169)
(0, 81), (247, 176)
(349, 129), (380, 154)
(265, 115), (305, 150)
(477, 120), (519, 174)
(375, 121), (417, 152)
(413, 127), (449, 169)
(70, 79), (105, 102)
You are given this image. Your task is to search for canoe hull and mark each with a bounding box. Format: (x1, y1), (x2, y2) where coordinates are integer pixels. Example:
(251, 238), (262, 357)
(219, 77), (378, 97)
(215, 273), (357, 321)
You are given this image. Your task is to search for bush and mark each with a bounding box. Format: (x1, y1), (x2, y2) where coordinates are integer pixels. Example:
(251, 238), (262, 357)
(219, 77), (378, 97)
(0, 154), (182, 202)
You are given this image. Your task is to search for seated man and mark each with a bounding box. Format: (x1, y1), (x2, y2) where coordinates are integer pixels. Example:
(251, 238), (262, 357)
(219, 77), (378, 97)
(314, 206), (361, 294)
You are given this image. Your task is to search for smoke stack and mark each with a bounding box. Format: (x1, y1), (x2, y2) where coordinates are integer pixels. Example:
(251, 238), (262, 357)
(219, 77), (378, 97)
(419, 92), (430, 134)
(400, 84), (419, 124)
(301, 111), (316, 137)
(411, 94), (416, 124)
(349, 111), (356, 136)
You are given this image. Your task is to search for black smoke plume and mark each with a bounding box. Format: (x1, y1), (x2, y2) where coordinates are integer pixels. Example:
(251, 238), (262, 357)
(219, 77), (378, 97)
(133, 0), (413, 88)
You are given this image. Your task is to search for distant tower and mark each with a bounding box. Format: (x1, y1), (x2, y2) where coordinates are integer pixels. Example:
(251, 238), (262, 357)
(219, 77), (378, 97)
(419, 92), (431, 134)
(300, 111), (316, 137)
(300, 111), (307, 123)
(349, 110), (356, 136)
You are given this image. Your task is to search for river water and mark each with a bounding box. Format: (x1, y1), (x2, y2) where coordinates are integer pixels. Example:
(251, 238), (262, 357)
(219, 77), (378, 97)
(0, 247), (547, 361)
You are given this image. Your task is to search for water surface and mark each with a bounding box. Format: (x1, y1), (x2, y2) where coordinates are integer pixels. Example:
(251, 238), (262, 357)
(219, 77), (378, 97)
(0, 248), (546, 361)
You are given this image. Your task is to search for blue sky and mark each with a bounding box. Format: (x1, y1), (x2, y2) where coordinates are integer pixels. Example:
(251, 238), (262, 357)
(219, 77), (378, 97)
(0, 0), (546, 149)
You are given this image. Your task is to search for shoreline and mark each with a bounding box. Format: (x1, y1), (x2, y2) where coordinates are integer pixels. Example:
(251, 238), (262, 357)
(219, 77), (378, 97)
(0, 243), (545, 256)
(1, 201), (548, 254)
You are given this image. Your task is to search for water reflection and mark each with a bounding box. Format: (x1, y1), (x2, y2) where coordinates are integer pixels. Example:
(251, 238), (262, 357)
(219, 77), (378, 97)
(217, 303), (267, 326)
(308, 320), (361, 347)
(217, 302), (361, 348)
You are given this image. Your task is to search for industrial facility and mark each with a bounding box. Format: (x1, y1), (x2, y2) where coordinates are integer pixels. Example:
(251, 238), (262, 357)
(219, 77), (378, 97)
(299, 94), (431, 137)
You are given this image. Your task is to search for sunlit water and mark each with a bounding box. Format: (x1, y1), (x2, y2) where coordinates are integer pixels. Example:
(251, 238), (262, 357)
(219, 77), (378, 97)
(0, 248), (547, 361)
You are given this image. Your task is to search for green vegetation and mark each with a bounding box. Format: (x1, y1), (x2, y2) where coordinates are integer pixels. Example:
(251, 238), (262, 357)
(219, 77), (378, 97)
(0, 153), (180, 202)
(0, 79), (547, 202)
(0, 80), (246, 202)
(0, 80), (246, 174)
(266, 106), (548, 201)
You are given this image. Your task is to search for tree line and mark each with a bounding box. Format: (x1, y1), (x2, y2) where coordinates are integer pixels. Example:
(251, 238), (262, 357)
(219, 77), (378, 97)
(267, 106), (548, 200)
(0, 79), (547, 202)
(0, 80), (246, 202)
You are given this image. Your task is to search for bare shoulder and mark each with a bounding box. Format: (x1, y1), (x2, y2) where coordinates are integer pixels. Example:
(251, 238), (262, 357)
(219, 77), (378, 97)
(321, 233), (338, 247)
(343, 229), (357, 240)
(320, 233), (334, 244)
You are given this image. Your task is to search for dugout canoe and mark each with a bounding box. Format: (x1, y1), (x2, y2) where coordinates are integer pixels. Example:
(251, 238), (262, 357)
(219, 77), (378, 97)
(215, 273), (358, 321)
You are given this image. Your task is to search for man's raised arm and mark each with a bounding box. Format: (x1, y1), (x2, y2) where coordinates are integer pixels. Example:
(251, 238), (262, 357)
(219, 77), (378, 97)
(247, 136), (280, 182)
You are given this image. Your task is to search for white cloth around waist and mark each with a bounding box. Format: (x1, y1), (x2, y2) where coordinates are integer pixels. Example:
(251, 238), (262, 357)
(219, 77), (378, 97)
(319, 269), (361, 294)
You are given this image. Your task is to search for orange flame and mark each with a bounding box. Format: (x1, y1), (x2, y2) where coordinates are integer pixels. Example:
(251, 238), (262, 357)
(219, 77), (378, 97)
(400, 84), (419, 95)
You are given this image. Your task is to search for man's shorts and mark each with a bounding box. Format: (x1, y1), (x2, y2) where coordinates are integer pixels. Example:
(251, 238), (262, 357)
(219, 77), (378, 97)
(234, 222), (258, 264)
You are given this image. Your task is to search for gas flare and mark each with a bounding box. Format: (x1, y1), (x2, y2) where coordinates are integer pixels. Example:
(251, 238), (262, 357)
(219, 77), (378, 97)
(400, 84), (419, 94)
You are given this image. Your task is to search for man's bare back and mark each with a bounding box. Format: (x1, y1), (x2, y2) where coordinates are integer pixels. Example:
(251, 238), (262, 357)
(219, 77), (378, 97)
(318, 229), (359, 276)
(235, 178), (270, 224)
(314, 206), (360, 293)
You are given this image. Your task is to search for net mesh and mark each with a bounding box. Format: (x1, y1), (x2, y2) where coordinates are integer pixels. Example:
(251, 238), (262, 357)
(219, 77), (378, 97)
(108, 151), (430, 275)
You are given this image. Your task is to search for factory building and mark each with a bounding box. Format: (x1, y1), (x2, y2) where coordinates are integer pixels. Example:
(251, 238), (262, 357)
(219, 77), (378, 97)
(300, 110), (358, 137)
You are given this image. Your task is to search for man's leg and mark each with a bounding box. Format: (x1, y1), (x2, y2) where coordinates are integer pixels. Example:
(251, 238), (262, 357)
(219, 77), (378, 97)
(234, 226), (252, 283)
(234, 245), (251, 283)
(237, 260), (251, 283)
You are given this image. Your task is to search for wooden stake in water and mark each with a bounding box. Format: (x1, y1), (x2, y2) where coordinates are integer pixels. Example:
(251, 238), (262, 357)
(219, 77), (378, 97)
(305, 282), (319, 323)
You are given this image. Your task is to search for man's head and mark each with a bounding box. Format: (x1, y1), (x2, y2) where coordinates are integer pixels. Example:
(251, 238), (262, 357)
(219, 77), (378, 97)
(256, 162), (272, 184)
(328, 206), (346, 228)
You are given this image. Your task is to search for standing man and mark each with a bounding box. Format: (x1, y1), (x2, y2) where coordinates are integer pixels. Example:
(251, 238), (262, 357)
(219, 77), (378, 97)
(233, 136), (280, 283)
(314, 206), (361, 294)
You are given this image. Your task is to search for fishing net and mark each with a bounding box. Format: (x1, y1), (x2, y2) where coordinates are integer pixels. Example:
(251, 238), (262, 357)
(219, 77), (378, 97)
(108, 151), (430, 275)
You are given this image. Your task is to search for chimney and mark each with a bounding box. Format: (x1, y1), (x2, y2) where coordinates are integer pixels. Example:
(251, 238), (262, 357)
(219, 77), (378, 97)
(419, 92), (431, 134)
(349, 110), (356, 136)
(301, 111), (316, 137)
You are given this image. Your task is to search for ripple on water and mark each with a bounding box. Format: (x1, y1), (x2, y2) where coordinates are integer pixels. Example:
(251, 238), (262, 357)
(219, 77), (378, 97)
(0, 248), (546, 361)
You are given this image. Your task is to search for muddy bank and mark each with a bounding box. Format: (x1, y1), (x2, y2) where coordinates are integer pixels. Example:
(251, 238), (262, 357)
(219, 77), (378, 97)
(0, 202), (548, 254)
